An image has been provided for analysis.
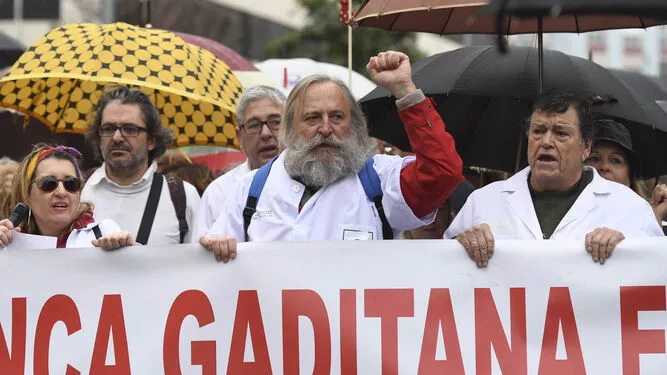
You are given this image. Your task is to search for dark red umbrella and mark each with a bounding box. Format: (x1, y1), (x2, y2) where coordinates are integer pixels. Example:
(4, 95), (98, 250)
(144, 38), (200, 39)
(190, 149), (246, 176)
(352, 0), (490, 34)
(172, 32), (273, 88)
(352, 0), (667, 34)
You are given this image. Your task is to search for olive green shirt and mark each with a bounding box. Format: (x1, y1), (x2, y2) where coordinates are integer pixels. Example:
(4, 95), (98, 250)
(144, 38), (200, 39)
(529, 169), (594, 239)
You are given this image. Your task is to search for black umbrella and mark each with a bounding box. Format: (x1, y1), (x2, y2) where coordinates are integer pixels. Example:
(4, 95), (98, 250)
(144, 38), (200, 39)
(485, 0), (667, 19)
(0, 31), (25, 69)
(609, 69), (667, 115)
(482, 0), (667, 93)
(360, 46), (667, 177)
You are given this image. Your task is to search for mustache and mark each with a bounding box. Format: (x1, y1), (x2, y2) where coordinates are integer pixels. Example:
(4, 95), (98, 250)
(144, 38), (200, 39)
(304, 134), (345, 151)
(108, 143), (130, 152)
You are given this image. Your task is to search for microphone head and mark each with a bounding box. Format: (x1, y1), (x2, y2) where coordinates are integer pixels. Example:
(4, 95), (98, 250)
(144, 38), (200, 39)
(9, 202), (29, 227)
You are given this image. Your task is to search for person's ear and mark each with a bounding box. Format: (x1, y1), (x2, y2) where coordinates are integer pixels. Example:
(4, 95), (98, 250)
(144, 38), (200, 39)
(582, 139), (592, 162)
(235, 127), (244, 153)
(147, 135), (157, 151)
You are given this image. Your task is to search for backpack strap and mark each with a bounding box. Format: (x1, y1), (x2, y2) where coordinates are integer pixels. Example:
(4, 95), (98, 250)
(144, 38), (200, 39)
(92, 225), (102, 239)
(243, 158), (276, 242)
(358, 158), (393, 240)
(166, 175), (188, 244)
(136, 172), (164, 245)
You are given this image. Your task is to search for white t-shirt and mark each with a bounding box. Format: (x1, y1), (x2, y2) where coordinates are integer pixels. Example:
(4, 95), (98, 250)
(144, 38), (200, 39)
(190, 161), (251, 242)
(207, 152), (435, 242)
(81, 162), (201, 245)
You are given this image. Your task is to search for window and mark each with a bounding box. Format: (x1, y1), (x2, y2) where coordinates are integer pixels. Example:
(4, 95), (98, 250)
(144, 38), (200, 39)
(588, 32), (605, 45)
(0, 0), (12, 18)
(625, 35), (642, 54)
(0, 0), (60, 19)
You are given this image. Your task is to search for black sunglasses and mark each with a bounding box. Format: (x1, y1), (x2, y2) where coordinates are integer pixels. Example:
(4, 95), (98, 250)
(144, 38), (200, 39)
(33, 176), (82, 193)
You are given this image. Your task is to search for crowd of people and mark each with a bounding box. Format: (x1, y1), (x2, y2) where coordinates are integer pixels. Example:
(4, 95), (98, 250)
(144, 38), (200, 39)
(0, 50), (665, 268)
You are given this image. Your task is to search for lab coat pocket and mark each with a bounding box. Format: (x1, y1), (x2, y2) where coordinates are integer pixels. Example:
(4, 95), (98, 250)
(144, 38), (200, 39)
(339, 224), (377, 241)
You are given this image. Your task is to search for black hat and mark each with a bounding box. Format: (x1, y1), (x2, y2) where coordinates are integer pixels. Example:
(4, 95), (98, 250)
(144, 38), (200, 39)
(593, 119), (642, 177)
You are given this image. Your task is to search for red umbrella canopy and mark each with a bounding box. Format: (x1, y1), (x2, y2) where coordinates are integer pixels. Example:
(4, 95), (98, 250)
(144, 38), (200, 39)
(173, 32), (256, 71)
(352, 0), (667, 34)
(172, 32), (274, 88)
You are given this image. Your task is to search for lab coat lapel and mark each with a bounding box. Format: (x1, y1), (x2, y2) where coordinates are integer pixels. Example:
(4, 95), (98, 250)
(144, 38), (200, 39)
(503, 168), (544, 239)
(554, 168), (610, 234)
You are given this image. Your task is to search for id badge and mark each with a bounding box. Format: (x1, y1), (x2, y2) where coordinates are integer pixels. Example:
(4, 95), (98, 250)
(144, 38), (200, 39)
(341, 224), (375, 240)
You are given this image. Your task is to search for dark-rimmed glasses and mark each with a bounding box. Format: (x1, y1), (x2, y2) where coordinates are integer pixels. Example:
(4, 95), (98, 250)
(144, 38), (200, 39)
(241, 118), (281, 135)
(99, 124), (148, 138)
(33, 176), (82, 193)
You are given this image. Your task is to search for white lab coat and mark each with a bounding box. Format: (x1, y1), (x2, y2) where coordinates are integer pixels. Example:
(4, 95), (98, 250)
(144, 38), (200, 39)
(207, 152), (435, 241)
(445, 166), (664, 240)
(191, 161), (251, 241)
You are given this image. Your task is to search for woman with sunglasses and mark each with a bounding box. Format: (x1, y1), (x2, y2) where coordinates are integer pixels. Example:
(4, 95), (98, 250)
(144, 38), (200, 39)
(0, 144), (136, 249)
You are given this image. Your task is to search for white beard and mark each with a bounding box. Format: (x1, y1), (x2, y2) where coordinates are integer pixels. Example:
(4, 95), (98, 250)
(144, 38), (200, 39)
(284, 132), (370, 188)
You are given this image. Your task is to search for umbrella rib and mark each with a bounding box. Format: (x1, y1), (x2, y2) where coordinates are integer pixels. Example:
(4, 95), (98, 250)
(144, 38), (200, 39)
(384, 0), (400, 30)
(505, 14), (512, 36)
(439, 9), (455, 35)
(574, 13), (581, 34)
(639, 15), (647, 29)
(563, 53), (586, 94)
(388, 14), (400, 30)
(461, 97), (493, 161)
(451, 46), (491, 92)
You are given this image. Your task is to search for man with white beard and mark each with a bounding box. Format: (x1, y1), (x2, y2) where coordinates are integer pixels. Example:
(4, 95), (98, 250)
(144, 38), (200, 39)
(199, 51), (464, 262)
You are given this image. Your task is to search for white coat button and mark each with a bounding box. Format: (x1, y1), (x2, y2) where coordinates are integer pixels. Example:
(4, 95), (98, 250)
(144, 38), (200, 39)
(292, 184), (301, 193)
(293, 225), (300, 232)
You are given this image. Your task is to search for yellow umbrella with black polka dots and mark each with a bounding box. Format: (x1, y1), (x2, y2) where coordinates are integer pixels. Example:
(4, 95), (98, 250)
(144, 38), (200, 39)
(0, 22), (243, 148)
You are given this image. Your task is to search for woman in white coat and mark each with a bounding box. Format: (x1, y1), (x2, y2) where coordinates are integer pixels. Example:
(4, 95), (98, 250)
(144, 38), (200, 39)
(0, 144), (136, 249)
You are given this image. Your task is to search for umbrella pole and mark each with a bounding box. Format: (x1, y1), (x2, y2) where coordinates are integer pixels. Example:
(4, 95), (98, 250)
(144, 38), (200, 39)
(348, 1), (353, 90)
(514, 17), (544, 172)
(538, 16), (544, 94)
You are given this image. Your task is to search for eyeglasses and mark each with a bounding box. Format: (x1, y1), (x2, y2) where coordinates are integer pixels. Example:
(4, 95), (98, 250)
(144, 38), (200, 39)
(99, 124), (148, 138)
(241, 118), (281, 135)
(33, 176), (82, 193)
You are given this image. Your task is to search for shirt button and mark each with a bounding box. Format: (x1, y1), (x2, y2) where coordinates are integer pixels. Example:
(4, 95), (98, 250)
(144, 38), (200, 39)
(293, 225), (300, 232)
(292, 184), (301, 193)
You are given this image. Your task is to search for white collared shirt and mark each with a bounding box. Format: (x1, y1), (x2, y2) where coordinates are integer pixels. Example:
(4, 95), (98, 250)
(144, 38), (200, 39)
(190, 160), (252, 241)
(82, 162), (201, 245)
(445, 166), (664, 240)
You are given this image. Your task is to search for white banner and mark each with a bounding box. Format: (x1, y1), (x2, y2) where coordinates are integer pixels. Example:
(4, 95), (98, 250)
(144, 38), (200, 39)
(1, 239), (667, 374)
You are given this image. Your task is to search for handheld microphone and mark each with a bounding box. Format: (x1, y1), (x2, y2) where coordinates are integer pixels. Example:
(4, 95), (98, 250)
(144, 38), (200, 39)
(9, 202), (29, 227)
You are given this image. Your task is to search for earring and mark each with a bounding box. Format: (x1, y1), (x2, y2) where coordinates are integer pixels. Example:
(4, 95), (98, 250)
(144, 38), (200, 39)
(27, 209), (31, 228)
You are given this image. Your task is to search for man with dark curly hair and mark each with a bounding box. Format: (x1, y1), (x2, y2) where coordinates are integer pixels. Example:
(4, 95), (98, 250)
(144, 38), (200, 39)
(82, 86), (201, 245)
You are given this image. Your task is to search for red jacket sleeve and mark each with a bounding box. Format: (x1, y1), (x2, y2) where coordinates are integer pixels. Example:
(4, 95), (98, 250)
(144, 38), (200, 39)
(398, 97), (464, 218)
